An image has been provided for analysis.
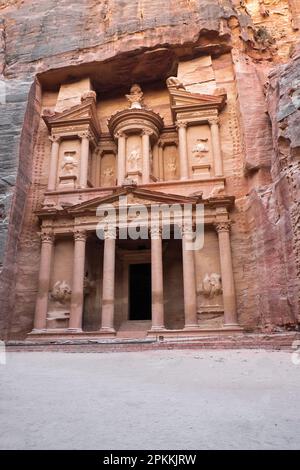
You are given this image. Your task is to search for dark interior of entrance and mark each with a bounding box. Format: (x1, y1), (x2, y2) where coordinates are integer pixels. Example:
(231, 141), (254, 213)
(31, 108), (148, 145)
(129, 264), (152, 320)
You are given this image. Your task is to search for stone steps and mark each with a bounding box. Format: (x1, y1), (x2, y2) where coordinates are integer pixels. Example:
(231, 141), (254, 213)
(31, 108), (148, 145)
(116, 320), (152, 338)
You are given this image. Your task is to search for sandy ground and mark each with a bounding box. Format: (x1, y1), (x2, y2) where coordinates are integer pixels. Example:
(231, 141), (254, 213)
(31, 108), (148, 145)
(0, 349), (299, 450)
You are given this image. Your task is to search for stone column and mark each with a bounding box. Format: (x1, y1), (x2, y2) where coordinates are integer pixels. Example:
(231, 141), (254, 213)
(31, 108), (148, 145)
(33, 231), (54, 331)
(69, 230), (87, 331)
(209, 117), (223, 177)
(182, 226), (198, 328)
(176, 121), (189, 180)
(47, 135), (61, 191)
(116, 131), (126, 186)
(215, 221), (238, 326)
(142, 129), (152, 184)
(100, 228), (116, 333)
(150, 227), (165, 331)
(158, 142), (164, 181)
(79, 132), (90, 188)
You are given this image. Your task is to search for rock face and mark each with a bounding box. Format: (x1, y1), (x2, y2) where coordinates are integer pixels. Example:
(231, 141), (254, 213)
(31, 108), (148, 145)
(0, 0), (299, 338)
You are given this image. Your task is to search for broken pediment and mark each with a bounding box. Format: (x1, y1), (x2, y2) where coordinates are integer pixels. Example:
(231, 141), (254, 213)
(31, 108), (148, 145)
(167, 86), (227, 121)
(43, 92), (101, 142)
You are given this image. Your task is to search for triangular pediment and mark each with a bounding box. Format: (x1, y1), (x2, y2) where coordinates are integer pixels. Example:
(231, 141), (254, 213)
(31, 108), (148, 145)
(43, 97), (101, 137)
(67, 187), (200, 215)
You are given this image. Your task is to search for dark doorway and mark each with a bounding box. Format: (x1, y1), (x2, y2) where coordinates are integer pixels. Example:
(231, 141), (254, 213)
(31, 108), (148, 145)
(129, 263), (152, 320)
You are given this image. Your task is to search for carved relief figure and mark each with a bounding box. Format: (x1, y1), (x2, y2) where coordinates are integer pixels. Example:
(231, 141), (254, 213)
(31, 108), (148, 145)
(192, 138), (209, 159)
(201, 273), (222, 299)
(126, 84), (144, 109)
(167, 158), (177, 178)
(128, 147), (141, 170)
(61, 151), (78, 176)
(50, 280), (72, 304)
(103, 167), (115, 186)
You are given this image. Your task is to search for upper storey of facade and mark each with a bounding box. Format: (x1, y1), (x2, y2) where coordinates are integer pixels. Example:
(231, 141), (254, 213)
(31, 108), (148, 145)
(40, 58), (231, 210)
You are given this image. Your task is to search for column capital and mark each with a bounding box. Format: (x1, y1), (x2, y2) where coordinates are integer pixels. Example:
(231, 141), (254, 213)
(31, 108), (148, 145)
(214, 221), (231, 233)
(104, 225), (117, 240)
(114, 130), (125, 139)
(141, 128), (153, 137)
(176, 120), (188, 129)
(49, 134), (61, 143)
(149, 225), (162, 239)
(39, 230), (54, 244)
(208, 117), (220, 126)
(78, 131), (92, 140)
(74, 230), (87, 242)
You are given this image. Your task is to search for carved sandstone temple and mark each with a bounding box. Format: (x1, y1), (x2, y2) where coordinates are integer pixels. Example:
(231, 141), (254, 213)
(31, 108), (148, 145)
(31, 78), (242, 339)
(0, 1), (299, 341)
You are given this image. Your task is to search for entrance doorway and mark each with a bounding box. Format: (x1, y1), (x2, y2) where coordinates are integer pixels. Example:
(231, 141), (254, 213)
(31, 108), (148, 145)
(129, 263), (152, 320)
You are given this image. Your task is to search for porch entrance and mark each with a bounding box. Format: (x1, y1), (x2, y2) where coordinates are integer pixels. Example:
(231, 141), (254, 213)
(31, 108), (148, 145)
(129, 263), (152, 320)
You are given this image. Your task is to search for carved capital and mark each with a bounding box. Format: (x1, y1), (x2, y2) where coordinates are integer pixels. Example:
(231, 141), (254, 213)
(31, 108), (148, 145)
(214, 221), (231, 233)
(176, 120), (188, 130)
(141, 128), (153, 137)
(40, 231), (54, 244)
(209, 117), (220, 127)
(104, 225), (117, 240)
(49, 135), (61, 144)
(74, 230), (87, 242)
(114, 130), (126, 140)
(78, 131), (92, 140)
(149, 225), (162, 239)
(180, 224), (196, 237)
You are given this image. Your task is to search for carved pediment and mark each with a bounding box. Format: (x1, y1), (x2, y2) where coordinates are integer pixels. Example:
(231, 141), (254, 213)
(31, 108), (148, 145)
(168, 87), (226, 121)
(66, 187), (200, 215)
(43, 94), (101, 142)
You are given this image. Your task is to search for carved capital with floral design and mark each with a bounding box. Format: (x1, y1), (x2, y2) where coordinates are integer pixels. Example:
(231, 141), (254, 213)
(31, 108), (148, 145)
(49, 135), (61, 144)
(176, 120), (188, 130)
(214, 221), (231, 233)
(114, 130), (125, 140)
(141, 128), (153, 137)
(78, 131), (92, 140)
(40, 231), (54, 244)
(149, 225), (162, 239)
(208, 117), (220, 127)
(74, 230), (87, 242)
(104, 224), (117, 240)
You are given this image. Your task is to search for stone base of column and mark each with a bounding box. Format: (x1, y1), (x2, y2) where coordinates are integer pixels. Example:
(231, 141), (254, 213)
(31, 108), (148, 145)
(150, 325), (165, 332)
(222, 323), (242, 329)
(99, 327), (116, 334)
(67, 328), (83, 333)
(30, 329), (47, 334)
(184, 324), (199, 330)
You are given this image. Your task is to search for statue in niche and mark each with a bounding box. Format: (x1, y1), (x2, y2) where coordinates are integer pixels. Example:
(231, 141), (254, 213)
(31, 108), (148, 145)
(50, 281), (72, 305)
(166, 76), (186, 90)
(103, 167), (114, 185)
(201, 273), (222, 299)
(128, 147), (141, 170)
(126, 84), (144, 109)
(61, 151), (78, 176)
(192, 138), (209, 159)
